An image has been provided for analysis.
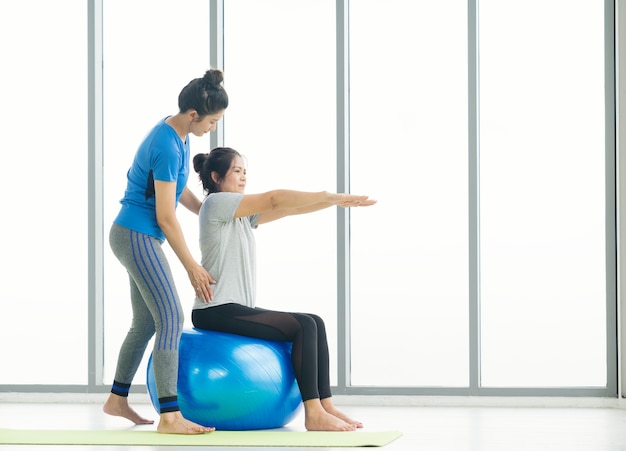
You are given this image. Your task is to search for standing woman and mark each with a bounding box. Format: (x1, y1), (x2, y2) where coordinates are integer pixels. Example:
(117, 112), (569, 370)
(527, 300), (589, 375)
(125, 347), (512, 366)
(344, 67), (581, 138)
(191, 147), (376, 432)
(103, 70), (228, 435)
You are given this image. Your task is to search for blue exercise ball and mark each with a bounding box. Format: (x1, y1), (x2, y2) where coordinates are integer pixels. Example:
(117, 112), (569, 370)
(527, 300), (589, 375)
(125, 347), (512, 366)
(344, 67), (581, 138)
(146, 328), (302, 430)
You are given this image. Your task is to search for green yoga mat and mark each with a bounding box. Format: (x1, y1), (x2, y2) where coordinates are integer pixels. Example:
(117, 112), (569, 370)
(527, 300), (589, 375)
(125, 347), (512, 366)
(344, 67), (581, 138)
(0, 428), (402, 447)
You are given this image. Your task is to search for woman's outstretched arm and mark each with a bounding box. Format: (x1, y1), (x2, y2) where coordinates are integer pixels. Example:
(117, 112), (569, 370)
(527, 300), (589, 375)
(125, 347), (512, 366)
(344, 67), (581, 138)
(234, 190), (376, 225)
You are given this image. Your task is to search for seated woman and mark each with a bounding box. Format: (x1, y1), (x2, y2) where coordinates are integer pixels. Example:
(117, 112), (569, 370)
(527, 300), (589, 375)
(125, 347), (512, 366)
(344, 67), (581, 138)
(191, 147), (376, 432)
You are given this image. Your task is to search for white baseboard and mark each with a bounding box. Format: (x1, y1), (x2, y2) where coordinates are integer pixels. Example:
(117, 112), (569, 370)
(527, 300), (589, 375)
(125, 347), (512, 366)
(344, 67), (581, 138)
(0, 393), (623, 409)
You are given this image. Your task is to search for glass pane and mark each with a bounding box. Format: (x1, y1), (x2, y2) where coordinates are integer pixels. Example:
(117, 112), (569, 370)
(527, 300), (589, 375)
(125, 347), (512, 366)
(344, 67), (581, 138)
(479, 0), (607, 387)
(0, 0), (88, 384)
(103, 0), (212, 384)
(349, 0), (469, 386)
(223, 0), (338, 382)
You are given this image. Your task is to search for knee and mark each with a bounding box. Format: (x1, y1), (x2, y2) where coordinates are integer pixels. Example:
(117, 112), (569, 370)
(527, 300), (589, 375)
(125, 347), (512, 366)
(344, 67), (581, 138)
(294, 313), (320, 336)
(155, 312), (184, 338)
(308, 314), (326, 333)
(176, 312), (185, 331)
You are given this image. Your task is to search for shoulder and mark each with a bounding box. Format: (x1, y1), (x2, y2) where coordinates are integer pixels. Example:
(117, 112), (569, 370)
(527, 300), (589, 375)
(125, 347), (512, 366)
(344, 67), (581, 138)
(136, 120), (176, 153)
(205, 192), (243, 205)
(145, 121), (186, 165)
(145, 119), (180, 149)
(201, 192), (244, 222)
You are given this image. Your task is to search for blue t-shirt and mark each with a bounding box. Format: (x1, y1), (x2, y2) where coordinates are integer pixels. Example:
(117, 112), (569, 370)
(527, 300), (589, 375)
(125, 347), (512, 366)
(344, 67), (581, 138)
(114, 118), (190, 241)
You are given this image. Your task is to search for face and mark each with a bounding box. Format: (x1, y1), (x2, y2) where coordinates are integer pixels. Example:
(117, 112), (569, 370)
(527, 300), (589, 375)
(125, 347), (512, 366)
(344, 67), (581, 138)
(217, 155), (247, 194)
(189, 110), (225, 137)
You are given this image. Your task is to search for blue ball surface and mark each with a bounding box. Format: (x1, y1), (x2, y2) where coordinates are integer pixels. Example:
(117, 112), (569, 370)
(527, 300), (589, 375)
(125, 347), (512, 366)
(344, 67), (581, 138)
(147, 328), (302, 430)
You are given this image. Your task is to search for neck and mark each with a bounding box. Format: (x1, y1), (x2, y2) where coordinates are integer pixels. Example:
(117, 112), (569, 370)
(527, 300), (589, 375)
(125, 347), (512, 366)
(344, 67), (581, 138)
(166, 114), (189, 141)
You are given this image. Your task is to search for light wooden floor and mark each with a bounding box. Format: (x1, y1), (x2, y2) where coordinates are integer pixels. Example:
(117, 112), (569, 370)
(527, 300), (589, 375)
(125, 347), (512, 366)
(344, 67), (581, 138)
(3, 397), (626, 450)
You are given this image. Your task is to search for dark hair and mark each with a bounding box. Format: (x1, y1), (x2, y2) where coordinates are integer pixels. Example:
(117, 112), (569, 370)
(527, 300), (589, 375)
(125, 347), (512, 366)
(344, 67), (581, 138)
(178, 69), (229, 117)
(193, 147), (242, 195)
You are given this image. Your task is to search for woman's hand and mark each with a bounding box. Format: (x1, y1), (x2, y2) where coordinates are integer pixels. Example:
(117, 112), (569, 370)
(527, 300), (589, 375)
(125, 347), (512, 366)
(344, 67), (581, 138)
(331, 193), (377, 208)
(188, 263), (216, 303)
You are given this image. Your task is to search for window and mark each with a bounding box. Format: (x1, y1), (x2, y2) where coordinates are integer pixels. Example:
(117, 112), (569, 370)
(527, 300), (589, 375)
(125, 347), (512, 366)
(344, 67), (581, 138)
(478, 0), (607, 387)
(0, 0), (88, 384)
(349, 0), (470, 387)
(0, 0), (613, 394)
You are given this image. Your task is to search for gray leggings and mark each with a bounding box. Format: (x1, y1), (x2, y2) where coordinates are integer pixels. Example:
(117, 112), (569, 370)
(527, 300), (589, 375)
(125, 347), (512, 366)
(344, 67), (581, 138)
(109, 223), (183, 412)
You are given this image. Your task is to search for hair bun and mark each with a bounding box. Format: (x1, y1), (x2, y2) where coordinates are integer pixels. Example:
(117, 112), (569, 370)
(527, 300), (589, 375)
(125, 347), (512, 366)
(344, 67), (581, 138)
(202, 69), (224, 89)
(193, 153), (210, 173)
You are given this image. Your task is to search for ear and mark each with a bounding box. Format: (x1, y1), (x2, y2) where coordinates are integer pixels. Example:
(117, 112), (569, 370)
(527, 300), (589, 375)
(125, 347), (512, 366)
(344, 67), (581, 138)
(188, 109), (199, 122)
(211, 171), (220, 184)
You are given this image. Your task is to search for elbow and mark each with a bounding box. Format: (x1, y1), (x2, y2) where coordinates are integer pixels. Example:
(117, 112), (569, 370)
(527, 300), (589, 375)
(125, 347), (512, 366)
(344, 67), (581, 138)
(268, 191), (282, 211)
(156, 213), (177, 232)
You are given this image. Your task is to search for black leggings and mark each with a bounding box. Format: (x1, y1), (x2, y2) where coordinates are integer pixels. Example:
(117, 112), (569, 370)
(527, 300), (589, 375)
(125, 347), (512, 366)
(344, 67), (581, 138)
(191, 304), (331, 402)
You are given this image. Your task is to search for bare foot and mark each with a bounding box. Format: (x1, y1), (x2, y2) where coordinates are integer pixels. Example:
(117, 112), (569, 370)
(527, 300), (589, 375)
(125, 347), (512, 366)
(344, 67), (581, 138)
(304, 399), (356, 432)
(321, 399), (363, 428)
(157, 411), (215, 435)
(103, 393), (154, 425)
(324, 406), (363, 428)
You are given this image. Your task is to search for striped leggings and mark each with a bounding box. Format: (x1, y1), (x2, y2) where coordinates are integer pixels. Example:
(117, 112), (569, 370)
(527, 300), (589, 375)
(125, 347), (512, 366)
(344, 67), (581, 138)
(109, 223), (183, 413)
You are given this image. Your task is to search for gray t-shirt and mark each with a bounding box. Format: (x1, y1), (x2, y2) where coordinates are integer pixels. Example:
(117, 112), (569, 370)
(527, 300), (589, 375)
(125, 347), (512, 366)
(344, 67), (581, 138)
(193, 192), (260, 310)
